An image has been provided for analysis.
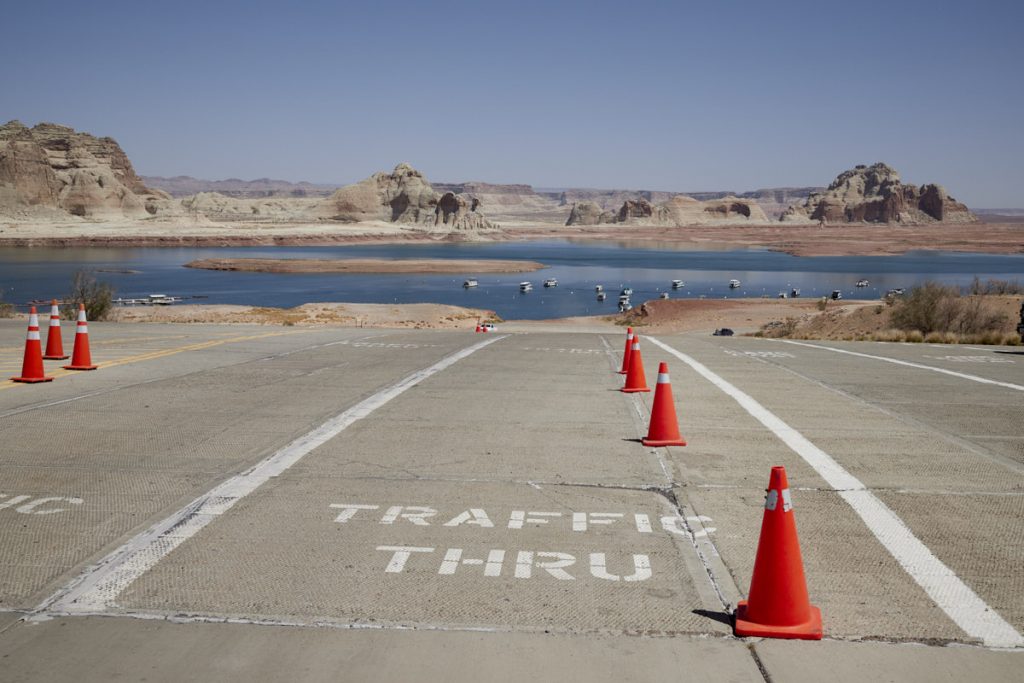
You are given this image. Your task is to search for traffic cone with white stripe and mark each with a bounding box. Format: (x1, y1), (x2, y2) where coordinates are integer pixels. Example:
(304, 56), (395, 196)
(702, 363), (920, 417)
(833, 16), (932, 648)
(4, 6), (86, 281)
(43, 299), (69, 360)
(642, 362), (686, 446)
(11, 307), (54, 383)
(734, 466), (822, 640)
(618, 327), (634, 374)
(63, 304), (98, 371)
(621, 334), (650, 393)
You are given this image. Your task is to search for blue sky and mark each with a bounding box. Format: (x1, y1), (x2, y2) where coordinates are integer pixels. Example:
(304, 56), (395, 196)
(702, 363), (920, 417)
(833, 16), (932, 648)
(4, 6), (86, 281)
(4, 0), (1022, 206)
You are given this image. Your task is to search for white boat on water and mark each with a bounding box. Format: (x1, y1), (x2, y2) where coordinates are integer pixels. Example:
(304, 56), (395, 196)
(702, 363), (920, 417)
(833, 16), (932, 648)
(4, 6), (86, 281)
(519, 282), (533, 292)
(671, 279), (684, 289)
(659, 292), (669, 299)
(856, 279), (870, 287)
(463, 279), (478, 288)
(728, 279), (741, 289)
(597, 292), (607, 301)
(620, 287), (633, 296)
(595, 284), (604, 293)
(543, 278), (558, 288)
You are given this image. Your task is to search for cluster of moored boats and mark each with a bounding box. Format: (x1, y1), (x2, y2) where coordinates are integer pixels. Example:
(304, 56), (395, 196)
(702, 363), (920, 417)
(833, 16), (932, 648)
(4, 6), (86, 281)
(113, 294), (183, 306)
(462, 276), (884, 306)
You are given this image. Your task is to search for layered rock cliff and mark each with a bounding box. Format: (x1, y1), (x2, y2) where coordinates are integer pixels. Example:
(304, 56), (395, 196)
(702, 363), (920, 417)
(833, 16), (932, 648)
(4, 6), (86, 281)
(319, 163), (496, 231)
(780, 163), (976, 224)
(565, 194), (768, 226)
(0, 120), (167, 219)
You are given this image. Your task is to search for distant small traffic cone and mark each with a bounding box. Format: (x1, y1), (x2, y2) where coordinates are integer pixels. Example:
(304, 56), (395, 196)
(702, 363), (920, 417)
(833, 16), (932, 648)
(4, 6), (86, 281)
(11, 307), (54, 383)
(63, 304), (98, 371)
(734, 466), (822, 640)
(475, 323), (482, 333)
(618, 327), (634, 374)
(43, 299), (69, 360)
(642, 362), (686, 446)
(621, 334), (650, 393)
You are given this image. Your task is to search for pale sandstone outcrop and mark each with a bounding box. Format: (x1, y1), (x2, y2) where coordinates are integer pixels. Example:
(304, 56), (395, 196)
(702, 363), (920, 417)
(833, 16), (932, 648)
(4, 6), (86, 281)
(565, 193), (767, 226)
(319, 163), (496, 231)
(0, 120), (167, 219)
(780, 163), (976, 224)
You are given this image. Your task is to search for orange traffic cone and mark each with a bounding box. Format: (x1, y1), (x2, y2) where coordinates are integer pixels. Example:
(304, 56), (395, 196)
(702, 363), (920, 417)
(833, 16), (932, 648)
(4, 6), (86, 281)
(621, 334), (650, 393)
(734, 466), (822, 640)
(11, 307), (54, 383)
(475, 323), (482, 333)
(642, 362), (686, 446)
(63, 304), (98, 371)
(618, 327), (634, 374)
(43, 299), (69, 360)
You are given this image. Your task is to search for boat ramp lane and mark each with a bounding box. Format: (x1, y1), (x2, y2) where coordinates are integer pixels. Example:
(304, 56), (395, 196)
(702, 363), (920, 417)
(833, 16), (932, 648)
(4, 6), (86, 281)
(93, 480), (723, 635)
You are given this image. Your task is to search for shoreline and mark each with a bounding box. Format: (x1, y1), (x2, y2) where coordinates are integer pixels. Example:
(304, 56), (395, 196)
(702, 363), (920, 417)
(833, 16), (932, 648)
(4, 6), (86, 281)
(92, 296), (870, 335)
(0, 220), (1022, 257)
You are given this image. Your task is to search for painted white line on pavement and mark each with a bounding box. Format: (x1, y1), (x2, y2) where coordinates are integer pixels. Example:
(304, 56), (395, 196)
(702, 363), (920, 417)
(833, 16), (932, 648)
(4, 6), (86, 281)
(648, 336), (1024, 649)
(776, 340), (1024, 392)
(40, 334), (507, 615)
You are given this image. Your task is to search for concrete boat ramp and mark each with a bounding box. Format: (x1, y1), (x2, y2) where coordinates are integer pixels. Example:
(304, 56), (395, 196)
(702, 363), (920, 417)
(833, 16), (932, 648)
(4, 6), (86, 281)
(1, 321), (1022, 681)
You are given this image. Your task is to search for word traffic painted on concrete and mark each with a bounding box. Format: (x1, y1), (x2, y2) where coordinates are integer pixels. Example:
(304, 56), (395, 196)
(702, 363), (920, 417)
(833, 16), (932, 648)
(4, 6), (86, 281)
(330, 503), (712, 582)
(0, 493), (83, 515)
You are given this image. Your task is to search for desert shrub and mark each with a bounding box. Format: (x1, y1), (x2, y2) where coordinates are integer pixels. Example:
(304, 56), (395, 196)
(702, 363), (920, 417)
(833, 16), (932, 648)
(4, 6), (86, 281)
(759, 317), (799, 338)
(0, 290), (14, 318)
(65, 271), (114, 321)
(817, 298), (828, 311)
(969, 276), (1024, 295)
(905, 330), (924, 343)
(923, 331), (945, 343)
(1003, 333), (1022, 346)
(890, 281), (1006, 336)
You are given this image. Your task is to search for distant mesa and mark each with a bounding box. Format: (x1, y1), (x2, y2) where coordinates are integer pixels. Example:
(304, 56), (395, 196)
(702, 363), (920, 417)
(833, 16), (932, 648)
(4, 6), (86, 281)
(318, 163), (497, 231)
(565, 194), (768, 226)
(142, 175), (337, 198)
(0, 120), (168, 219)
(780, 163), (977, 224)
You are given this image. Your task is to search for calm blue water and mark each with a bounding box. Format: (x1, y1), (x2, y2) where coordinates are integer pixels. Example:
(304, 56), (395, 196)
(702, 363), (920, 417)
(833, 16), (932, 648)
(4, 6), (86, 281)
(1, 241), (1021, 319)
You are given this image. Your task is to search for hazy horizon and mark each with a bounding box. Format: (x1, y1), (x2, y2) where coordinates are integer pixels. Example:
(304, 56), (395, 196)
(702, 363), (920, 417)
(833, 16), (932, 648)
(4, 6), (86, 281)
(4, 0), (1022, 206)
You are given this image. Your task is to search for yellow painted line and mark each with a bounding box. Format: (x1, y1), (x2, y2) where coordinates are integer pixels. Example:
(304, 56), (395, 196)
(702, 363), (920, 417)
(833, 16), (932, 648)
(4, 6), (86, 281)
(2, 329), (309, 390)
(0, 334), (194, 353)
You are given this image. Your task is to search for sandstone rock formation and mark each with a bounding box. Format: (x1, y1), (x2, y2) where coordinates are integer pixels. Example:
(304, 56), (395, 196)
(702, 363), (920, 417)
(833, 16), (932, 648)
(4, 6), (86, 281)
(0, 120), (167, 219)
(431, 192), (491, 231)
(565, 201), (604, 226)
(565, 194), (768, 226)
(780, 163), (976, 224)
(319, 163), (496, 231)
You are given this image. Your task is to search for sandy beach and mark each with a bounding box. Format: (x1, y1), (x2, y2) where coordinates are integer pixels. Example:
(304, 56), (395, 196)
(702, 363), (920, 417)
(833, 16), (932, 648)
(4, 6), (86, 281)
(183, 257), (546, 274)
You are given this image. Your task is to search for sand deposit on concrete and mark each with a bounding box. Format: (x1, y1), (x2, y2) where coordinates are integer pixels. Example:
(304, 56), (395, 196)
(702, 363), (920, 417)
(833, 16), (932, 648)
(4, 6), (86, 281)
(183, 257), (545, 274)
(108, 302), (500, 329)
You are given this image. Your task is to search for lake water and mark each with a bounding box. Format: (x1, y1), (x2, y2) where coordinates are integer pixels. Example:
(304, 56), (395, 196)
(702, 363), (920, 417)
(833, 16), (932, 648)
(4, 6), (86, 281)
(1, 241), (1021, 319)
